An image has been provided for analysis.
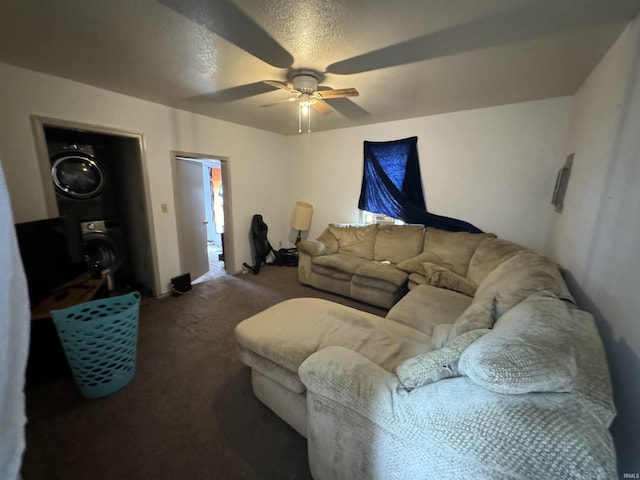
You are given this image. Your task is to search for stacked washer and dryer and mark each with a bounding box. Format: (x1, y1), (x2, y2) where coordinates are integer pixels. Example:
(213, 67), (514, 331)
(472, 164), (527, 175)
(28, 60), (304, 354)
(48, 142), (127, 291)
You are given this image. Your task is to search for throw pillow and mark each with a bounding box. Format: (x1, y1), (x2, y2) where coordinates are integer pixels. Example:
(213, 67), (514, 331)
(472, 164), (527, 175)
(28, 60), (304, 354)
(458, 294), (577, 394)
(396, 329), (489, 390)
(397, 250), (454, 274)
(448, 251), (575, 342)
(431, 323), (454, 349)
(421, 262), (477, 297)
(447, 296), (499, 343)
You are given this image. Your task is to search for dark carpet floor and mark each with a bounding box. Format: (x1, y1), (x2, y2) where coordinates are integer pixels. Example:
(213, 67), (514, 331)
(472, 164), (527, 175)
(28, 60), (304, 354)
(22, 265), (386, 480)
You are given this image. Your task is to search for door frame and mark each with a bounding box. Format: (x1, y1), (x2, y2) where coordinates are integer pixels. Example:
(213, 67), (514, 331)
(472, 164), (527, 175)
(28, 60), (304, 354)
(30, 115), (161, 297)
(171, 150), (234, 276)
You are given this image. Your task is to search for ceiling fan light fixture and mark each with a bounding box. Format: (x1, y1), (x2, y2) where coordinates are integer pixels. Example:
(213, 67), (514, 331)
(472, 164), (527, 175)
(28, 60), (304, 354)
(298, 94), (312, 134)
(299, 93), (316, 113)
(263, 70), (357, 133)
(292, 73), (319, 94)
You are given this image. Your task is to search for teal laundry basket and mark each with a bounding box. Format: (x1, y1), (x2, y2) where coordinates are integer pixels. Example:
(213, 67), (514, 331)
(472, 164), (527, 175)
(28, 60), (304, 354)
(51, 291), (141, 399)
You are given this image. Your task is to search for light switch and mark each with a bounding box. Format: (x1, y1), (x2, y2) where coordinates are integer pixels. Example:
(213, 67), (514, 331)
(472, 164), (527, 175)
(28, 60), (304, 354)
(161, 203), (168, 213)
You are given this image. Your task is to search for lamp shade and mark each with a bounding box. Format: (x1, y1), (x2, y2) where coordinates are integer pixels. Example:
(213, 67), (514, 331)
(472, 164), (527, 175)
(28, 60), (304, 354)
(290, 201), (313, 231)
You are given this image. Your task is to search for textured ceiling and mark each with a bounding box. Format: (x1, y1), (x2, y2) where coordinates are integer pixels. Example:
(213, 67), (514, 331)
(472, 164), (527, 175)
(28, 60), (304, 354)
(0, 0), (638, 135)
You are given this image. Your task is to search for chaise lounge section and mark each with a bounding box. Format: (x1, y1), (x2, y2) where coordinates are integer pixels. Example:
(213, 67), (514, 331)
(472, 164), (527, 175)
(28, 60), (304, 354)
(235, 226), (617, 479)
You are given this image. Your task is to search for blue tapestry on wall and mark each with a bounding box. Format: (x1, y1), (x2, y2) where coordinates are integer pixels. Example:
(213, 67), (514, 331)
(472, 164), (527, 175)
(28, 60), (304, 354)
(358, 136), (481, 233)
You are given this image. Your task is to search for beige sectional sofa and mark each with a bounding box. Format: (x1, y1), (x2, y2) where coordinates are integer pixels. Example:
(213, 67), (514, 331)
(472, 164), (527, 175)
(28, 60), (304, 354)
(235, 225), (617, 479)
(296, 223), (497, 308)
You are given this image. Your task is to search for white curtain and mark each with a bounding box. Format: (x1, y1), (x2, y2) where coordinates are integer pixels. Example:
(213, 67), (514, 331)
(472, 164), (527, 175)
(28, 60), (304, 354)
(0, 158), (30, 480)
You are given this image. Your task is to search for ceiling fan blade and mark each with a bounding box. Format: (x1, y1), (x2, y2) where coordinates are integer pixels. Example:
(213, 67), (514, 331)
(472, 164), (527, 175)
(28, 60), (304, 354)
(326, 0), (639, 75)
(158, 0), (293, 68)
(311, 100), (333, 115)
(188, 82), (280, 103)
(263, 80), (298, 93)
(261, 97), (296, 107)
(321, 98), (369, 120)
(317, 88), (359, 99)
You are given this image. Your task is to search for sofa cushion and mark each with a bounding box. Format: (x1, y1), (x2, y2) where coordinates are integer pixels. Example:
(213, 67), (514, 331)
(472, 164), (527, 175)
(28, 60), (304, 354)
(312, 254), (370, 280)
(386, 283), (472, 336)
(373, 224), (424, 264)
(407, 271), (428, 289)
(420, 262), (477, 297)
(353, 262), (408, 287)
(328, 224), (378, 260)
(448, 251), (574, 341)
(235, 298), (432, 379)
(422, 228), (497, 276)
(458, 294), (577, 394)
(466, 237), (527, 286)
(431, 323), (454, 349)
(447, 296), (499, 343)
(396, 329), (489, 390)
(473, 250), (575, 307)
(396, 249), (446, 274)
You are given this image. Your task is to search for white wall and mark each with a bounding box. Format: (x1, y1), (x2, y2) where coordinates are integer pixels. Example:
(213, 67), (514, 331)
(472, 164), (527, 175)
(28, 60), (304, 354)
(289, 97), (572, 251)
(0, 61), (575, 287)
(545, 18), (640, 475)
(0, 62), (290, 293)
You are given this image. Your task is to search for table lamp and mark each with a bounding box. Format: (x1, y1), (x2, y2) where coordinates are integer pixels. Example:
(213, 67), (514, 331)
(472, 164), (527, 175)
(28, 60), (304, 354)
(290, 201), (313, 246)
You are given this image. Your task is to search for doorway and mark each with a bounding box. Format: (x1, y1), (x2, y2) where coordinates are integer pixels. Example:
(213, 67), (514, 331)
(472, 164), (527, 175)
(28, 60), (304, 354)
(172, 152), (232, 283)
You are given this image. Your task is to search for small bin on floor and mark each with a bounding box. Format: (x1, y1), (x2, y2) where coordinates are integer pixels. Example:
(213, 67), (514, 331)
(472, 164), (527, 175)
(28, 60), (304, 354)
(50, 291), (141, 399)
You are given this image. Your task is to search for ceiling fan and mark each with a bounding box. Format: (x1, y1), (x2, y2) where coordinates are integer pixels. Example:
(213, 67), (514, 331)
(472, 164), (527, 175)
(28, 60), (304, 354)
(261, 71), (359, 133)
(160, 0), (639, 133)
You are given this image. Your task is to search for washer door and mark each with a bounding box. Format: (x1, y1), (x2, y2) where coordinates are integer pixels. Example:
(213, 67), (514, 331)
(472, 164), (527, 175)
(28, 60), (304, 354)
(52, 154), (105, 199)
(83, 233), (123, 276)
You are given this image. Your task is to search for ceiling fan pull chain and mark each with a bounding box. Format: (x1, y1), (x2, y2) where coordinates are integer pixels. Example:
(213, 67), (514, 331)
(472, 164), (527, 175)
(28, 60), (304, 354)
(298, 105), (302, 134)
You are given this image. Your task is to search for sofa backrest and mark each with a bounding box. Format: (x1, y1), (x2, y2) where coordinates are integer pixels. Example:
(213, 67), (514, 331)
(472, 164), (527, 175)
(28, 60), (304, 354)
(326, 223), (426, 263)
(449, 250), (575, 340)
(466, 237), (527, 286)
(373, 224), (424, 264)
(457, 293), (615, 425)
(328, 224), (378, 259)
(422, 228), (496, 277)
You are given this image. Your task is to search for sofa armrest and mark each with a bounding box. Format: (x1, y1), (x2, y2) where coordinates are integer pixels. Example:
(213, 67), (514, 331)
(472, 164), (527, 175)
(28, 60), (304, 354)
(297, 239), (329, 257)
(297, 228), (339, 285)
(299, 346), (400, 416)
(299, 346), (616, 480)
(297, 239), (330, 285)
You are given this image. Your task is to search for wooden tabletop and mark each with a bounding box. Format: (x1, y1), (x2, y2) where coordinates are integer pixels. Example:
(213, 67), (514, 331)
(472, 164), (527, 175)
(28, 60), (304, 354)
(31, 273), (107, 321)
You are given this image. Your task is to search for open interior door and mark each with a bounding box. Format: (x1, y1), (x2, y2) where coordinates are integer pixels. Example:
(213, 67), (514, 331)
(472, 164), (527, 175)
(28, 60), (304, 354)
(175, 158), (209, 281)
